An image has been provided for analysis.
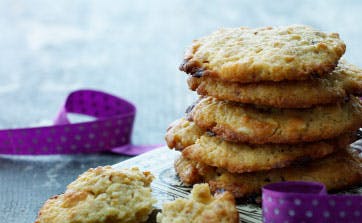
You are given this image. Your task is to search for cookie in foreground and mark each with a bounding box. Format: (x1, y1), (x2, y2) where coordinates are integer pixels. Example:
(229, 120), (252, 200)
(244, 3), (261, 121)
(180, 25), (345, 83)
(175, 150), (362, 198)
(157, 183), (239, 223)
(188, 61), (362, 108)
(35, 166), (156, 223)
(190, 96), (362, 144)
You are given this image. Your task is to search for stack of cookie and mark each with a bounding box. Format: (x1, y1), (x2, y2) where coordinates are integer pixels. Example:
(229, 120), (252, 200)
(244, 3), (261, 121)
(166, 25), (362, 199)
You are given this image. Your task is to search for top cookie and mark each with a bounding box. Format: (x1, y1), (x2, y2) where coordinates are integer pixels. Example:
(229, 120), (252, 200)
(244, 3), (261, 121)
(180, 25), (346, 82)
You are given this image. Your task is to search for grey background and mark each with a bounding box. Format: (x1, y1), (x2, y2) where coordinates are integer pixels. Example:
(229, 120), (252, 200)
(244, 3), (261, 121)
(0, 0), (362, 222)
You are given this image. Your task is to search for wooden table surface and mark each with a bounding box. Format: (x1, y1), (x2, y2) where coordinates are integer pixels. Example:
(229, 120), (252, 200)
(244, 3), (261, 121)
(1, 1), (362, 222)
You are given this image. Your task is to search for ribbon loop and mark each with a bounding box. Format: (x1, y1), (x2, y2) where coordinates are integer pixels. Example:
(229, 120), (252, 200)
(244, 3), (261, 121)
(263, 181), (327, 195)
(65, 89), (135, 118)
(0, 89), (157, 155)
(262, 181), (362, 223)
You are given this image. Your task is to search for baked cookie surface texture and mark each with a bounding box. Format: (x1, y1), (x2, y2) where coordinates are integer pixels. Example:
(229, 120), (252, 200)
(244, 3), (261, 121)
(35, 166), (156, 223)
(157, 183), (239, 223)
(187, 61), (362, 108)
(175, 151), (362, 198)
(180, 25), (346, 83)
(190, 96), (362, 144)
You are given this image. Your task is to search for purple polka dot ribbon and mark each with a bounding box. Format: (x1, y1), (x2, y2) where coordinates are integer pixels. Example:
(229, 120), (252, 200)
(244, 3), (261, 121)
(0, 89), (160, 155)
(262, 181), (362, 223)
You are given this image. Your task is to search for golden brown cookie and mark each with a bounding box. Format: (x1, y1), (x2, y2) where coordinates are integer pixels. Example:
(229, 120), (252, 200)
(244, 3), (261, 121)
(35, 166), (155, 223)
(174, 153), (204, 185)
(165, 118), (204, 150)
(156, 183), (239, 223)
(167, 119), (352, 173)
(183, 133), (352, 173)
(175, 150), (362, 198)
(190, 96), (362, 144)
(180, 25), (345, 83)
(188, 61), (362, 108)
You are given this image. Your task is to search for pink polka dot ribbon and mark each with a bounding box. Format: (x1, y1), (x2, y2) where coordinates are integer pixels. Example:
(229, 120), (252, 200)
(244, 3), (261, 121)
(262, 181), (362, 223)
(0, 89), (160, 155)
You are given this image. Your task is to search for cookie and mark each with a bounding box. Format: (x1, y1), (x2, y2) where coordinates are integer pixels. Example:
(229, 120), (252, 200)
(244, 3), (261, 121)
(35, 166), (155, 223)
(188, 61), (362, 108)
(165, 118), (204, 150)
(180, 25), (345, 83)
(174, 153), (204, 185)
(157, 183), (239, 223)
(190, 96), (362, 144)
(167, 119), (352, 173)
(175, 150), (362, 198)
(183, 133), (352, 173)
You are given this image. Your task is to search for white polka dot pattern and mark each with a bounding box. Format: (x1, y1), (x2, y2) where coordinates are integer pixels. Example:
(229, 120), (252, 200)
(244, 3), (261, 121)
(262, 181), (362, 223)
(0, 90), (158, 155)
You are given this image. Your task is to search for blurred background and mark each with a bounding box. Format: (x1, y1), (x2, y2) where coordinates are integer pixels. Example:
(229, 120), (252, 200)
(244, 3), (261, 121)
(1, 0), (362, 145)
(1, 1), (362, 222)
